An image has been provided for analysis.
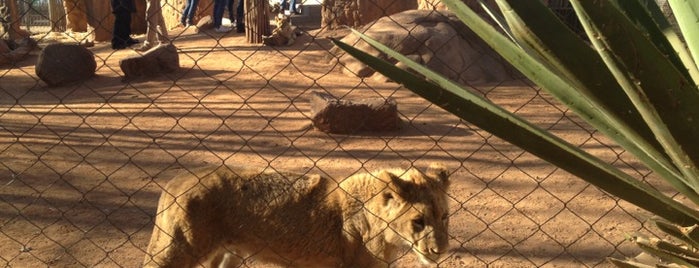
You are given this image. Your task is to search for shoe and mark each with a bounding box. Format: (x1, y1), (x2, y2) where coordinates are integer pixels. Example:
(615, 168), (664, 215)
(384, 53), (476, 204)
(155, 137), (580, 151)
(135, 43), (153, 52)
(215, 26), (232, 33)
(127, 38), (139, 45)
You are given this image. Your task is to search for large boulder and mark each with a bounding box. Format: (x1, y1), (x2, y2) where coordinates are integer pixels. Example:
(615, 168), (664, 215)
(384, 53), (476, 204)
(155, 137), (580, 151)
(321, 0), (417, 29)
(35, 43), (96, 86)
(310, 91), (400, 134)
(334, 9), (517, 85)
(119, 44), (180, 80)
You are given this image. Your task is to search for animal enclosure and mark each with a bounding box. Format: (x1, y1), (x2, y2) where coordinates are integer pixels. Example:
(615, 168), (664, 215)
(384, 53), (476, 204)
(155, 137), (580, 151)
(0, 0), (664, 267)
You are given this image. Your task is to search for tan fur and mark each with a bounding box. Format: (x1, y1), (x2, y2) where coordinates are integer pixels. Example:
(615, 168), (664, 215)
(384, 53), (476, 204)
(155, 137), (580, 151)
(263, 14), (298, 46)
(142, 163), (451, 268)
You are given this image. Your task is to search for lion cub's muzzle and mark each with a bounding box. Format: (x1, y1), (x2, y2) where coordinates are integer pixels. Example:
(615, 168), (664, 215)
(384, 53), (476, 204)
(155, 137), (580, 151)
(413, 232), (449, 266)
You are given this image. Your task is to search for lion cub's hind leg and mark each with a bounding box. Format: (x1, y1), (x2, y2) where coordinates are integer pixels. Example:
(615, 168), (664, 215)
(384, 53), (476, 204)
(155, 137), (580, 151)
(143, 225), (212, 268)
(207, 247), (245, 268)
(207, 245), (301, 268)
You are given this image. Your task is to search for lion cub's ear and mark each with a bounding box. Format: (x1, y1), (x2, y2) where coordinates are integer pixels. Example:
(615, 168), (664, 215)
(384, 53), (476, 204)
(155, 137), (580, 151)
(426, 163), (450, 188)
(306, 174), (322, 188)
(377, 171), (408, 207)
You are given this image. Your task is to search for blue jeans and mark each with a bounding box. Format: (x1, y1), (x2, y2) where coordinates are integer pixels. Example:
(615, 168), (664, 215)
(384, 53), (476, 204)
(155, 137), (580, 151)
(227, 0), (244, 26)
(213, 0), (227, 28)
(281, 0), (297, 13)
(181, 0), (200, 25)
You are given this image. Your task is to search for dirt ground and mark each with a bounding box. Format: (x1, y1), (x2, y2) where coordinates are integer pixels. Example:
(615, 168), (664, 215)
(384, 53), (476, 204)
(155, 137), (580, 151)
(0, 22), (657, 267)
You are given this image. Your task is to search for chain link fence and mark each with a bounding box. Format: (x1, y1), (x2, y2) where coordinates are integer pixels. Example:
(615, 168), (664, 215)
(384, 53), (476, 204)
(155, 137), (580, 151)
(1, 0), (665, 267)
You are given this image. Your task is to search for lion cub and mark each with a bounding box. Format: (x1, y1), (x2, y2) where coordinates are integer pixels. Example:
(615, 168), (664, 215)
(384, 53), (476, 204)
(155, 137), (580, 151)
(142, 163), (451, 268)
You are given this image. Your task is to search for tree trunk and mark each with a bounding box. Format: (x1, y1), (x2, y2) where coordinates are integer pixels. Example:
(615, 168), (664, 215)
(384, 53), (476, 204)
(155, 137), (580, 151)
(84, 0), (114, 42)
(48, 0), (66, 32)
(160, 0), (182, 32)
(63, 0), (88, 32)
(6, 0), (26, 39)
(245, 0), (270, 43)
(132, 0), (147, 34)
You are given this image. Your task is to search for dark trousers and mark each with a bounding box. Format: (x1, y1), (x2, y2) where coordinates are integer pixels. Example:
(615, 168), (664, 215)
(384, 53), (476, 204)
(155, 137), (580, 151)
(226, 0), (244, 27)
(112, 11), (132, 46)
(181, 0), (200, 25)
(213, 0), (227, 28)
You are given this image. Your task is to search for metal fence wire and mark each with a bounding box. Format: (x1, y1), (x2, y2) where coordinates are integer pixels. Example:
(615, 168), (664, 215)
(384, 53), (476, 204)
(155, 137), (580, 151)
(1, 0), (667, 267)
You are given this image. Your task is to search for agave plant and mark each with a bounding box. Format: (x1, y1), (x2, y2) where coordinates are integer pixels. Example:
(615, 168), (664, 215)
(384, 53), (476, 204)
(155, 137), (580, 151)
(333, 0), (699, 266)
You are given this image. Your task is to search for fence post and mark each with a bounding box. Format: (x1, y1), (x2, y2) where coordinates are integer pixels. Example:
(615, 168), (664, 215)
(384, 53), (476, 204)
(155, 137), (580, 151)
(245, 0), (270, 43)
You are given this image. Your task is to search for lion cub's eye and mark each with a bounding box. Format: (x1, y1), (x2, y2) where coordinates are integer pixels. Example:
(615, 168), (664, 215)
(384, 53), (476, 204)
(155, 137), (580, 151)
(412, 218), (425, 232)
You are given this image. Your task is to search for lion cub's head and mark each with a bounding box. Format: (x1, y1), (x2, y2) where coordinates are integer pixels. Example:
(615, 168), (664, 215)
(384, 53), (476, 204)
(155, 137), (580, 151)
(373, 163), (451, 265)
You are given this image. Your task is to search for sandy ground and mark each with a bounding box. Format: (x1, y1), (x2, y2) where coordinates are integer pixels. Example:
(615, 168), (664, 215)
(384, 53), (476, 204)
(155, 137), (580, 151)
(0, 23), (660, 267)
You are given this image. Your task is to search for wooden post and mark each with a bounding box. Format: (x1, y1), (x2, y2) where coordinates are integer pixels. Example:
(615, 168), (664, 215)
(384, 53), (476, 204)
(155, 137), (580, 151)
(245, 0), (270, 43)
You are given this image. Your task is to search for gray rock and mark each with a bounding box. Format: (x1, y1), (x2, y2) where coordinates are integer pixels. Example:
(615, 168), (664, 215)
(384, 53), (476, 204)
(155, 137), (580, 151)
(119, 44), (179, 80)
(35, 43), (95, 86)
(310, 91), (400, 134)
(334, 9), (518, 85)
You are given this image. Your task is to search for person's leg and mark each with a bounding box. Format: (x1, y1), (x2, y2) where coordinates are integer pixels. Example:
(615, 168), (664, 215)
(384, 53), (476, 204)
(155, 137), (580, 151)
(144, 0), (157, 46)
(155, 2), (169, 43)
(187, 0), (200, 25)
(181, 0), (191, 25)
(213, 0), (224, 28)
(112, 12), (128, 49)
(110, 1), (121, 46)
(235, 0), (244, 31)
(213, 0), (231, 31)
(289, 0), (297, 13)
(138, 0), (168, 51)
(124, 11), (137, 44)
(227, 0), (234, 20)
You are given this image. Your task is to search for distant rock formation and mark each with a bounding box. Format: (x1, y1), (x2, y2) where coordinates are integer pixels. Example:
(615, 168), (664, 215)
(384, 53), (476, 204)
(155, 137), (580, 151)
(334, 9), (518, 85)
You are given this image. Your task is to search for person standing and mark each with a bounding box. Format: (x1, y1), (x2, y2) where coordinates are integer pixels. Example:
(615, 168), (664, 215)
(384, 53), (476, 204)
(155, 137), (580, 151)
(226, 0), (245, 33)
(280, 0), (299, 14)
(213, 0), (232, 32)
(180, 0), (200, 27)
(111, 0), (138, 50)
(137, 0), (169, 51)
